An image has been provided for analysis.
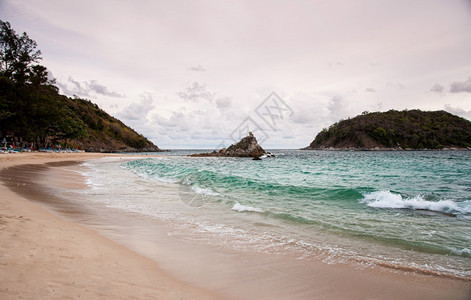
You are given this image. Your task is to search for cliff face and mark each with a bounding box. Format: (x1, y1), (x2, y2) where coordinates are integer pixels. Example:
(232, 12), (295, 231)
(191, 132), (266, 157)
(303, 110), (471, 150)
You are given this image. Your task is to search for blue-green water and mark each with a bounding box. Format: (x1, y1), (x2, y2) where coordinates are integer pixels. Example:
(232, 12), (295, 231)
(85, 151), (471, 278)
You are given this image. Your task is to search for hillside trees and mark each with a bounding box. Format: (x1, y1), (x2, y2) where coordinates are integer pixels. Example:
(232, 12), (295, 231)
(0, 20), (87, 145)
(0, 19), (160, 152)
(305, 110), (471, 150)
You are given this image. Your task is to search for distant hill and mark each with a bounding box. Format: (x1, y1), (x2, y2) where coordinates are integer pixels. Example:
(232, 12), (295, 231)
(0, 20), (160, 152)
(303, 110), (471, 150)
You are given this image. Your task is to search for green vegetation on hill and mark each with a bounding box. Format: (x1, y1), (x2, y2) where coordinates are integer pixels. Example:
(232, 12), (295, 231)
(65, 96), (159, 152)
(0, 20), (159, 152)
(304, 110), (471, 150)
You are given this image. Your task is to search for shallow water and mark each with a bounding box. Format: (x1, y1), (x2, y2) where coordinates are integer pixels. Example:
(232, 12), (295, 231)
(77, 151), (471, 279)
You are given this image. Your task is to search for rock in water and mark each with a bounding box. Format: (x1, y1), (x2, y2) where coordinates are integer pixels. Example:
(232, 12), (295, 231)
(224, 132), (266, 157)
(191, 132), (266, 158)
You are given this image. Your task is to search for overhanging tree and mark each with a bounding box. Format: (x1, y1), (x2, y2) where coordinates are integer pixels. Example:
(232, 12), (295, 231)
(0, 20), (42, 83)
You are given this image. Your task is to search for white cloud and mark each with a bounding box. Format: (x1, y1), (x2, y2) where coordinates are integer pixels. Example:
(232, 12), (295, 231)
(154, 111), (191, 131)
(56, 77), (123, 98)
(291, 111), (312, 125)
(430, 84), (445, 93)
(177, 82), (215, 102)
(215, 97), (232, 112)
(386, 82), (406, 90)
(87, 80), (124, 97)
(56, 77), (89, 97)
(328, 96), (350, 121)
(118, 94), (154, 121)
(189, 65), (206, 72)
(3, 0), (471, 148)
(329, 61), (344, 67)
(444, 104), (471, 120)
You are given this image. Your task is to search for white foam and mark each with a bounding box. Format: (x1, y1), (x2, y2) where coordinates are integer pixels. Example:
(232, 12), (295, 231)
(361, 190), (471, 215)
(191, 185), (220, 196)
(232, 202), (264, 213)
(448, 247), (471, 257)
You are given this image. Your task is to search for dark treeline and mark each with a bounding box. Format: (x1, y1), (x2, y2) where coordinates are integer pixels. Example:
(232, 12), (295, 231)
(0, 20), (159, 152)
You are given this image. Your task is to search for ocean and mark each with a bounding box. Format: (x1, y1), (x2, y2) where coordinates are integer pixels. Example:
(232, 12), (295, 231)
(77, 150), (470, 279)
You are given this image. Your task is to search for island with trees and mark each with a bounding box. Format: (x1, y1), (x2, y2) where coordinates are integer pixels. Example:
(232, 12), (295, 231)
(303, 110), (471, 150)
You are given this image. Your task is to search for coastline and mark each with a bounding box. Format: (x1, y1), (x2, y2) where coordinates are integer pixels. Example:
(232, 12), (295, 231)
(0, 153), (470, 299)
(0, 153), (219, 299)
(301, 147), (471, 151)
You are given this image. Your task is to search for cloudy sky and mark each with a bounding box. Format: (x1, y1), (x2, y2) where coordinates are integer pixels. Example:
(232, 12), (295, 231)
(1, 0), (471, 149)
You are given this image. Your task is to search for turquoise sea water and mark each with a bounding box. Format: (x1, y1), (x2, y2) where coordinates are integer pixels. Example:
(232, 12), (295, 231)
(84, 150), (471, 278)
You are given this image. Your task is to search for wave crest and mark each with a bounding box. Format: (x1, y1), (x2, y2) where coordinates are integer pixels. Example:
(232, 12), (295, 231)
(361, 190), (470, 215)
(192, 185), (220, 196)
(232, 203), (264, 213)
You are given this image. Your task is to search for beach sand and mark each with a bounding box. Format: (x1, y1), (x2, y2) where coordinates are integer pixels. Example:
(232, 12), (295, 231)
(0, 153), (219, 299)
(0, 153), (470, 299)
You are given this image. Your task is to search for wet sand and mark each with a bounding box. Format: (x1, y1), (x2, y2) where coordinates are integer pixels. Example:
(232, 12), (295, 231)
(0, 152), (470, 299)
(0, 153), (220, 299)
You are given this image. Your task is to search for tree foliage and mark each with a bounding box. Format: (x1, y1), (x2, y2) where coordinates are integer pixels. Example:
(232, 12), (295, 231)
(0, 21), (42, 83)
(0, 20), (160, 152)
(307, 110), (471, 150)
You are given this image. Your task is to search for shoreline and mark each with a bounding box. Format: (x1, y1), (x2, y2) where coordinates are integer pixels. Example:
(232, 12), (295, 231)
(1, 153), (470, 299)
(301, 147), (471, 151)
(0, 153), (220, 299)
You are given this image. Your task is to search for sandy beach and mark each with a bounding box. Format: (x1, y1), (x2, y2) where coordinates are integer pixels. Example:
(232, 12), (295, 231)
(0, 153), (219, 299)
(0, 153), (470, 299)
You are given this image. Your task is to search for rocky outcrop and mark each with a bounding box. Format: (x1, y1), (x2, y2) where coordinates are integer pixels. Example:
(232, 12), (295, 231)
(191, 132), (266, 158)
(224, 132), (266, 157)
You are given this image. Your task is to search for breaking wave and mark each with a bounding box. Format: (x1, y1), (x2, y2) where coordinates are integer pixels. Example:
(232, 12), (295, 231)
(361, 190), (471, 216)
(232, 202), (264, 213)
